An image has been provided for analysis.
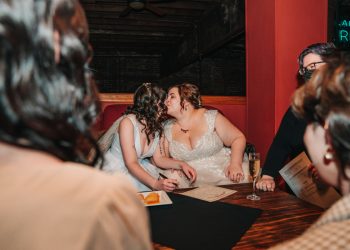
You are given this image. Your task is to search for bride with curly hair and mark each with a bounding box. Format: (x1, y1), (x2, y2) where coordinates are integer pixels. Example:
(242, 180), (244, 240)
(101, 83), (196, 192)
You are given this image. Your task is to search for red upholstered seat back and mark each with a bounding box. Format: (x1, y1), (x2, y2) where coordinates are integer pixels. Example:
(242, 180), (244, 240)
(101, 104), (129, 131)
(97, 103), (246, 134)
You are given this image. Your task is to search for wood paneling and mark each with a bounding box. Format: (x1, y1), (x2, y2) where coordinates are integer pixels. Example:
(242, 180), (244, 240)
(82, 0), (246, 95)
(98, 93), (246, 105)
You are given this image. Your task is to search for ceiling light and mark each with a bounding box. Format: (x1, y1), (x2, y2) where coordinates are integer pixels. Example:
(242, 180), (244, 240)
(129, 0), (145, 10)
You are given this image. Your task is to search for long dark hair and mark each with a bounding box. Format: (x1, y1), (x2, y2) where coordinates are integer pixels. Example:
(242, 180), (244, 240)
(125, 83), (167, 144)
(0, 0), (102, 166)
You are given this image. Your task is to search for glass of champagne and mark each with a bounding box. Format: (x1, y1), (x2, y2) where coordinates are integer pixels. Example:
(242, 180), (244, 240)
(246, 152), (261, 200)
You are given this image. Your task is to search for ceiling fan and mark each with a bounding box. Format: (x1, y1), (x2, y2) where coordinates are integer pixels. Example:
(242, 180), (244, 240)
(119, 0), (174, 17)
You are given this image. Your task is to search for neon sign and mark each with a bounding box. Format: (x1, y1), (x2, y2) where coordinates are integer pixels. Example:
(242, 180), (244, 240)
(338, 19), (350, 44)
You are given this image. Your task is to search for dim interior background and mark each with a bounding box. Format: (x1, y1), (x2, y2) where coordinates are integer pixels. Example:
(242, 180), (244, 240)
(81, 0), (350, 95)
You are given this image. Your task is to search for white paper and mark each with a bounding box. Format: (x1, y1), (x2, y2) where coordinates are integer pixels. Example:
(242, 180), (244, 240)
(279, 152), (341, 209)
(180, 185), (237, 202)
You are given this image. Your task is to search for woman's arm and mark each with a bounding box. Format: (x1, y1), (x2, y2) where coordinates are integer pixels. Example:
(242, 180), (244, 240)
(119, 118), (178, 191)
(257, 107), (306, 191)
(214, 112), (246, 182)
(152, 136), (196, 182)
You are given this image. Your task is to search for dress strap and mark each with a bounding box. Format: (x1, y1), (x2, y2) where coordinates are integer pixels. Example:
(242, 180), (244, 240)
(145, 132), (159, 158)
(163, 119), (175, 142)
(125, 114), (142, 156)
(205, 109), (218, 132)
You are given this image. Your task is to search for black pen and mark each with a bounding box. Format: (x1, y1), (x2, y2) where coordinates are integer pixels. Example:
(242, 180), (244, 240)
(159, 173), (168, 179)
(159, 173), (178, 187)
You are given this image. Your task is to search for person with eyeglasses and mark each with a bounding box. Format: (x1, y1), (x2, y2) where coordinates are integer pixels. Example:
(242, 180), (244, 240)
(270, 51), (350, 250)
(256, 43), (336, 192)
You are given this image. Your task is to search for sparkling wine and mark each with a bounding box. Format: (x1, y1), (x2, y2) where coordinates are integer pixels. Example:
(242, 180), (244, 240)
(247, 152), (261, 200)
(249, 159), (261, 179)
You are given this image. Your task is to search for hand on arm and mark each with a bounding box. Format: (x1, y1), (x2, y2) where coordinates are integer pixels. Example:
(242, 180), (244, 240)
(119, 118), (178, 192)
(224, 164), (244, 183)
(215, 113), (246, 183)
(152, 136), (197, 183)
(256, 175), (275, 191)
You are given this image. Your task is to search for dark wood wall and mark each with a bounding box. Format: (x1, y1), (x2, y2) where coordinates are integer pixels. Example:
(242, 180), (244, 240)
(93, 39), (245, 95)
(84, 0), (246, 96)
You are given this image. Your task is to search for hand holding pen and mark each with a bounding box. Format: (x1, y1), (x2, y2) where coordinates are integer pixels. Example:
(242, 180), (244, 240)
(153, 173), (178, 192)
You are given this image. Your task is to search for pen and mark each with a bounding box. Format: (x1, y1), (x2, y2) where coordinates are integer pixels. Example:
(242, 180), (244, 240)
(159, 173), (178, 187)
(159, 173), (168, 179)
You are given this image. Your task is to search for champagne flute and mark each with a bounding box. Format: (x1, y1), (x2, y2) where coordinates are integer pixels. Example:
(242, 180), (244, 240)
(246, 152), (261, 200)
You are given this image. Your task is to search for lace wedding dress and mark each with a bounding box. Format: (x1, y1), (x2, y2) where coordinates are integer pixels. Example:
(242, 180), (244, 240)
(162, 109), (249, 187)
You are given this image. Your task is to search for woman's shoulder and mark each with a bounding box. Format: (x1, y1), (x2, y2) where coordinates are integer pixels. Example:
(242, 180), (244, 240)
(202, 108), (219, 120)
(59, 163), (152, 248)
(163, 118), (175, 140)
(163, 118), (176, 128)
(61, 162), (145, 208)
(119, 114), (138, 127)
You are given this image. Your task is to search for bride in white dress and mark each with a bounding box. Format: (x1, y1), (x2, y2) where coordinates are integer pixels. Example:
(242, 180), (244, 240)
(155, 83), (249, 187)
(100, 83), (196, 192)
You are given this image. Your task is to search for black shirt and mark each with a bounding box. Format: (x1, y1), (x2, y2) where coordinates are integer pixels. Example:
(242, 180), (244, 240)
(262, 107), (307, 178)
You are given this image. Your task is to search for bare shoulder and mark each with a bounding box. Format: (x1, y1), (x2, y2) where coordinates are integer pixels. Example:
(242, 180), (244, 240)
(118, 115), (137, 134)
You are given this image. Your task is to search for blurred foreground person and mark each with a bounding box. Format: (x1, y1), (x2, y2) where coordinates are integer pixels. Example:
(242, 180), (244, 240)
(271, 51), (350, 249)
(0, 0), (151, 249)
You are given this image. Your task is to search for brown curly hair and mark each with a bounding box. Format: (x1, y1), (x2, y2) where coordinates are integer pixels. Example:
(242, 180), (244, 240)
(125, 83), (167, 144)
(170, 83), (202, 111)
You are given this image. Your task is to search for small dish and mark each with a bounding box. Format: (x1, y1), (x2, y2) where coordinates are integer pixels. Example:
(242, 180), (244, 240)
(138, 191), (173, 207)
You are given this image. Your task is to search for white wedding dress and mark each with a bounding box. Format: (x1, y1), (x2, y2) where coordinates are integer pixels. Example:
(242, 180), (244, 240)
(101, 114), (160, 192)
(162, 109), (249, 187)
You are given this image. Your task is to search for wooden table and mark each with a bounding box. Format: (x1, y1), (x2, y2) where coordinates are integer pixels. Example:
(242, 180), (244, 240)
(154, 184), (323, 250)
(218, 183), (323, 249)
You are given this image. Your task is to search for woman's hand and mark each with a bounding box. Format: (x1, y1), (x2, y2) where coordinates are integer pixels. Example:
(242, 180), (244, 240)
(308, 163), (320, 180)
(224, 164), (244, 183)
(256, 175), (275, 191)
(179, 162), (197, 183)
(307, 163), (328, 189)
(153, 178), (178, 192)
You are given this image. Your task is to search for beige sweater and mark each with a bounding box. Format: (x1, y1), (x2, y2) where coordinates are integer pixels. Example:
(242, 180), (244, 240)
(0, 146), (152, 250)
(270, 194), (350, 250)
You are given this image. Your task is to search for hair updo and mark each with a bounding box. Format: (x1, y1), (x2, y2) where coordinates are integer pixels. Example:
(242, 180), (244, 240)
(171, 83), (202, 110)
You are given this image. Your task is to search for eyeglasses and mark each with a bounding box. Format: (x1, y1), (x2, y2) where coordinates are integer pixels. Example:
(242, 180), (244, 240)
(299, 61), (325, 75)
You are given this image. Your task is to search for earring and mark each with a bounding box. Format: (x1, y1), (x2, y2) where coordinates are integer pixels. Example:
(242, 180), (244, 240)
(185, 106), (188, 111)
(323, 148), (334, 164)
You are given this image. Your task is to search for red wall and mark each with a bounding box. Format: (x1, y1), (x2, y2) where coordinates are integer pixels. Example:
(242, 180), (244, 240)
(275, 0), (328, 129)
(204, 104), (246, 134)
(246, 0), (328, 164)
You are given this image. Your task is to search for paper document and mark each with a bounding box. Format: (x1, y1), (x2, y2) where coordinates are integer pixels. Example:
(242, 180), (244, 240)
(279, 152), (341, 209)
(180, 185), (237, 202)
